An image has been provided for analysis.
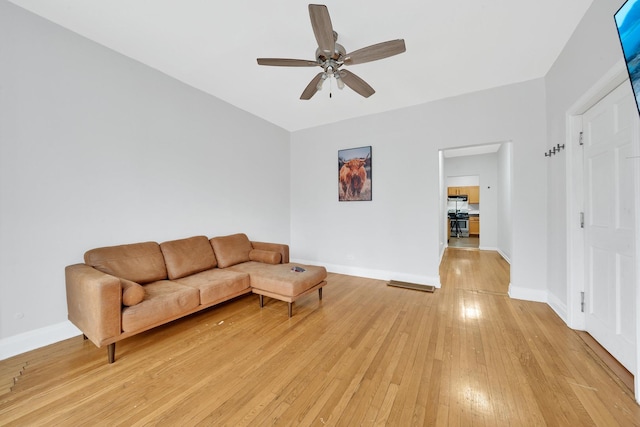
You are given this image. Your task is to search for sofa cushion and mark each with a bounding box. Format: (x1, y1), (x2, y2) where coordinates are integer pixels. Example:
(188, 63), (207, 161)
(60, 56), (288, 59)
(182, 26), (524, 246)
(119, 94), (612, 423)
(251, 241), (289, 264)
(160, 236), (217, 280)
(173, 269), (251, 305)
(121, 280), (199, 333)
(120, 278), (145, 306)
(249, 249), (281, 265)
(228, 262), (327, 298)
(210, 233), (253, 268)
(85, 242), (167, 284)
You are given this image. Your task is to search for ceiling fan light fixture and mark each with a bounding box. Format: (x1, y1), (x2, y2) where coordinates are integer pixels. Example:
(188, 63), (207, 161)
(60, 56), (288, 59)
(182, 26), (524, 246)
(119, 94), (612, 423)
(316, 73), (327, 91)
(334, 72), (345, 90)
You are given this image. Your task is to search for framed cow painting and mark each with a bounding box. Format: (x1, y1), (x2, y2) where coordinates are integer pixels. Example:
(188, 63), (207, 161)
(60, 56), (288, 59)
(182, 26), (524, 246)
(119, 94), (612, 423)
(338, 146), (372, 201)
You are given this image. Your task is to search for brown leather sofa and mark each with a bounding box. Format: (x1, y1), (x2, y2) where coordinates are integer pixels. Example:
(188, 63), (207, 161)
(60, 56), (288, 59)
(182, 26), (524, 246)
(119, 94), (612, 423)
(65, 233), (327, 363)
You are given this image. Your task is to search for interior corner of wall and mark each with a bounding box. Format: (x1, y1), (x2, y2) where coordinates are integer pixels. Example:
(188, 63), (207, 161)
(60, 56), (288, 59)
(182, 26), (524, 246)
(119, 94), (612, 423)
(508, 283), (548, 304)
(546, 292), (568, 323)
(497, 249), (511, 264)
(0, 321), (81, 361)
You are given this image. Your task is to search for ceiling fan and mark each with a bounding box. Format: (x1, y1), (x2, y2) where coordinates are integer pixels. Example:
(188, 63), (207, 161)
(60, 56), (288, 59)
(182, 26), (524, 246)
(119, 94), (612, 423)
(257, 4), (406, 100)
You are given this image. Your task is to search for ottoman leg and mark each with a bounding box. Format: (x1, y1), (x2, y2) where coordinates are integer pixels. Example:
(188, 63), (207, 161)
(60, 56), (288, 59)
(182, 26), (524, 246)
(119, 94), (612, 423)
(259, 294), (264, 308)
(288, 302), (293, 318)
(319, 288), (323, 300)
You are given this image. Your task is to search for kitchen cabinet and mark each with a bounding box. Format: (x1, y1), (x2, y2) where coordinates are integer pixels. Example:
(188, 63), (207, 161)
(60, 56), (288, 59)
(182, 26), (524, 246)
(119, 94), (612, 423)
(467, 186), (480, 204)
(469, 216), (480, 235)
(448, 186), (479, 203)
(448, 186), (465, 196)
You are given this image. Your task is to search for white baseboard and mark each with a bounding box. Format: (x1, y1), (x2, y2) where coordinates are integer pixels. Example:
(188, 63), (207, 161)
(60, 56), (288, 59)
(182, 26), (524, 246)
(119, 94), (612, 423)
(0, 321), (81, 361)
(497, 249), (511, 264)
(291, 258), (441, 288)
(508, 283), (548, 303)
(547, 292), (568, 323)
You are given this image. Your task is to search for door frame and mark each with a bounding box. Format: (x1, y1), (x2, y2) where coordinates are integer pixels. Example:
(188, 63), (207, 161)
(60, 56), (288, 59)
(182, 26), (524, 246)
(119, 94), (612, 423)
(565, 59), (640, 400)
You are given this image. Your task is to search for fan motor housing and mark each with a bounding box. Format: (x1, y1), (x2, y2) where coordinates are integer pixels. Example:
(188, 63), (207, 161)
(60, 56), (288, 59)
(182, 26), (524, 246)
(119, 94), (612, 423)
(316, 42), (346, 62)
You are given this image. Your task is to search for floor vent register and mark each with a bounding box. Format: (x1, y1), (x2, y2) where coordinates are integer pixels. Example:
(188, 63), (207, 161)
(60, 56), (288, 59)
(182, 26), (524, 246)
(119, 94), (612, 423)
(387, 280), (435, 293)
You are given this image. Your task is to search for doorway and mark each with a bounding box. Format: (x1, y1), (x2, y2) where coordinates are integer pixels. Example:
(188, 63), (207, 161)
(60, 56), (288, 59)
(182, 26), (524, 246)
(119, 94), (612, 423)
(440, 143), (507, 256)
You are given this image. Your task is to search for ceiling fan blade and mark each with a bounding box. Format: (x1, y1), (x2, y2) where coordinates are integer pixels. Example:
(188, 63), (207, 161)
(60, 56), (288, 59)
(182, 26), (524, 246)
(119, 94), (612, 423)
(309, 4), (335, 57)
(257, 58), (319, 67)
(338, 70), (375, 98)
(344, 39), (406, 65)
(300, 73), (325, 100)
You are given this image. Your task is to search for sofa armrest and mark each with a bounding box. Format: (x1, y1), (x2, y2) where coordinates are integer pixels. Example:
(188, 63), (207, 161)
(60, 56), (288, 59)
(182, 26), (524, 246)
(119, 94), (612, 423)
(65, 264), (122, 347)
(251, 241), (289, 264)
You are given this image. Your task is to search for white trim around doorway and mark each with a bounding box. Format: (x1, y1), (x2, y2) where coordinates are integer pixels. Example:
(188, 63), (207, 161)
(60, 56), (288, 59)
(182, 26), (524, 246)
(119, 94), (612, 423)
(564, 58), (640, 403)
(564, 59), (628, 331)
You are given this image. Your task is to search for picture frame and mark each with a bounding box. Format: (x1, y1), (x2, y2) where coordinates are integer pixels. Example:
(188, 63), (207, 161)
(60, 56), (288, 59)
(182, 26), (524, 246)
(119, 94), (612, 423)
(615, 0), (640, 116)
(338, 146), (372, 201)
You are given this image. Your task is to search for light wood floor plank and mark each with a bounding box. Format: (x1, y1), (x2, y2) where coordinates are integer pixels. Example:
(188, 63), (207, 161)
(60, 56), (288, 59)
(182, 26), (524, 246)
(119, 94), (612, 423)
(1, 248), (639, 425)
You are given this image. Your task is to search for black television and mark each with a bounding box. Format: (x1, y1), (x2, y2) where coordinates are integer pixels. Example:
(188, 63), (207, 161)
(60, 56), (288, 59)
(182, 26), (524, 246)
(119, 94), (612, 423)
(615, 0), (640, 115)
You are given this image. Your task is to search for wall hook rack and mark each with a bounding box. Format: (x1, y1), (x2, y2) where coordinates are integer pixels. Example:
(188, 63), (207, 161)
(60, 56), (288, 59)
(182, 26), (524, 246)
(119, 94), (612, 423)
(544, 142), (566, 158)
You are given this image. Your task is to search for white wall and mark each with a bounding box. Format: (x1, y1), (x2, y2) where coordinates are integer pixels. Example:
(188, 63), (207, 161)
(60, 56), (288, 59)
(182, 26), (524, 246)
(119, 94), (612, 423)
(545, 0), (628, 319)
(290, 79), (547, 296)
(447, 175), (480, 186)
(0, 2), (290, 353)
(9, 0), (613, 358)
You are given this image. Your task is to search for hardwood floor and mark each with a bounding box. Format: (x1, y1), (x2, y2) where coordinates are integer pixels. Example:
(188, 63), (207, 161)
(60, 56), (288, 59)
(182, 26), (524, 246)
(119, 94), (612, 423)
(447, 236), (479, 249)
(1, 248), (639, 425)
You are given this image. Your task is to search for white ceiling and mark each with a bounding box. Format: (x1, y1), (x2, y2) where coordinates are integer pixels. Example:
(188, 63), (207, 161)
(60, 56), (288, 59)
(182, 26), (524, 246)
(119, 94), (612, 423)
(8, 0), (595, 132)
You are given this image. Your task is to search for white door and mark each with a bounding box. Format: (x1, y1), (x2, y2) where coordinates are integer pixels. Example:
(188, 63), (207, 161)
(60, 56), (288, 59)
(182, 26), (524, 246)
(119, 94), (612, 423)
(583, 82), (638, 372)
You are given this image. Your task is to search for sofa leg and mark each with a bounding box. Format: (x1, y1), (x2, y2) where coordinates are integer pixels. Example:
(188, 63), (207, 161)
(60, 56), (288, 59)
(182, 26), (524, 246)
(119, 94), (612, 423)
(319, 288), (323, 300)
(288, 302), (293, 318)
(259, 294), (264, 308)
(107, 343), (116, 364)
(83, 334), (88, 340)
